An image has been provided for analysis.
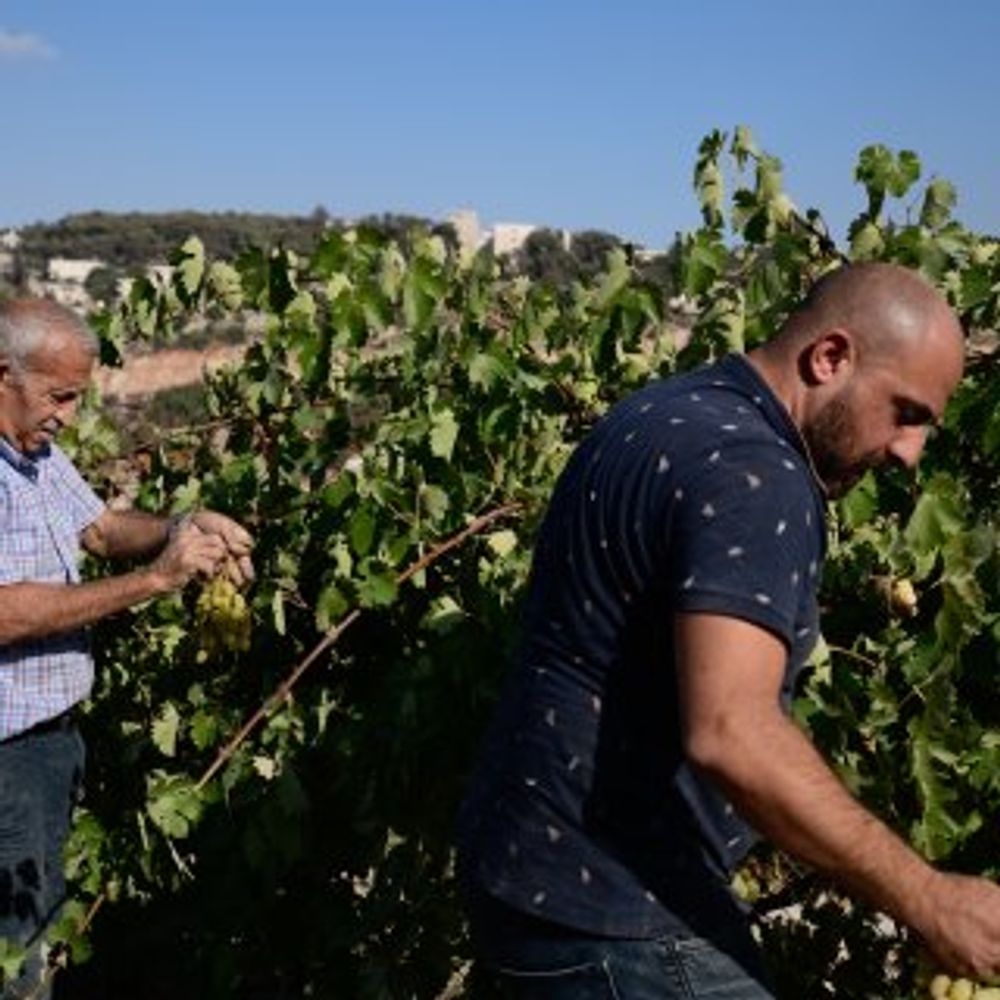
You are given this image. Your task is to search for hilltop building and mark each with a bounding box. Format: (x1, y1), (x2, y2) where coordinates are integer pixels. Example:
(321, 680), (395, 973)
(491, 222), (538, 256)
(0, 230), (22, 282)
(445, 210), (481, 255)
(446, 212), (573, 257)
(22, 256), (104, 308)
(48, 258), (103, 284)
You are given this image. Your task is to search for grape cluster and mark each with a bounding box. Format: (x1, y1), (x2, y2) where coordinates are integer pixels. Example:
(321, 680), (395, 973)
(926, 974), (1000, 999)
(195, 574), (251, 661)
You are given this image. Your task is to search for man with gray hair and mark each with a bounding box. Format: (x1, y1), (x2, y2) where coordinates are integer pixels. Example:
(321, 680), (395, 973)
(0, 298), (253, 997)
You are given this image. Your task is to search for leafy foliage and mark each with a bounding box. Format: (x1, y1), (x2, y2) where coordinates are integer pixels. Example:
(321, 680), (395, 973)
(685, 129), (1000, 999)
(48, 216), (674, 998)
(9, 128), (1000, 998)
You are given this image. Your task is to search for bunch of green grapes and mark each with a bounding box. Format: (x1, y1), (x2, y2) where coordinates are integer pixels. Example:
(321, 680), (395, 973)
(195, 574), (251, 661)
(924, 973), (1000, 999)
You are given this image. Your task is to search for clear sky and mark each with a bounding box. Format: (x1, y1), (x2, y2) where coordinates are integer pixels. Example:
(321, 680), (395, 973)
(2, 1), (997, 249)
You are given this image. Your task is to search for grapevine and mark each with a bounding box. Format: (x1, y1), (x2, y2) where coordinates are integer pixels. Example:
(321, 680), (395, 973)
(16, 126), (997, 999)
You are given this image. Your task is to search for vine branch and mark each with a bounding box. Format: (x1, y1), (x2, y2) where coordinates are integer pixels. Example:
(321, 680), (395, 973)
(826, 644), (883, 672)
(195, 500), (521, 790)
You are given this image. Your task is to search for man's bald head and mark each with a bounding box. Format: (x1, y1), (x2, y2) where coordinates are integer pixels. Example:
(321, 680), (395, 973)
(777, 262), (962, 369)
(750, 263), (965, 497)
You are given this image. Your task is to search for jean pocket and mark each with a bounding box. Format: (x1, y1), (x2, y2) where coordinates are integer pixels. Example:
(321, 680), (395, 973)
(672, 933), (775, 999)
(496, 958), (619, 999)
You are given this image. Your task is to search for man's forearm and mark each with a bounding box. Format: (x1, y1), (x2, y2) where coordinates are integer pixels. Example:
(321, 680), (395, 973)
(82, 510), (172, 560)
(676, 612), (1000, 976)
(700, 709), (939, 935)
(0, 571), (170, 645)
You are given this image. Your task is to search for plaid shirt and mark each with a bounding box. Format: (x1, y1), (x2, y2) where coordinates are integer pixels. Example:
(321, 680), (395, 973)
(0, 438), (105, 740)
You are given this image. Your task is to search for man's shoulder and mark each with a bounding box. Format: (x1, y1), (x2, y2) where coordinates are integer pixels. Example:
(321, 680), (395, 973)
(39, 443), (85, 479)
(623, 366), (785, 451)
(44, 442), (74, 465)
(623, 356), (763, 410)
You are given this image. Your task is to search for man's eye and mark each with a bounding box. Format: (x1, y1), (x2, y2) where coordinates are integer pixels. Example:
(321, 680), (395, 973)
(896, 403), (932, 427)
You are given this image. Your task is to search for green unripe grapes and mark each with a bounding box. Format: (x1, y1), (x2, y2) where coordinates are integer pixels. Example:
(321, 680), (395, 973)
(195, 574), (252, 661)
(924, 971), (1000, 999)
(929, 974), (951, 1000)
(949, 980), (974, 1000)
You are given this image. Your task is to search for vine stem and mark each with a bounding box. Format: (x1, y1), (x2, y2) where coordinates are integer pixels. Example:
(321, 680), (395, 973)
(23, 895), (105, 1000)
(827, 641), (950, 715)
(825, 644), (883, 671)
(195, 500), (521, 791)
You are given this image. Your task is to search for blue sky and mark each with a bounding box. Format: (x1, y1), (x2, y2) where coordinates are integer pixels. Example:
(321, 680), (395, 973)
(2, 1), (997, 249)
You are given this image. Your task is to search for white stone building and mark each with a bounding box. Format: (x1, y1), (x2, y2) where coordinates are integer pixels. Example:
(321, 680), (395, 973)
(445, 209), (481, 255)
(490, 223), (538, 256)
(48, 257), (104, 284)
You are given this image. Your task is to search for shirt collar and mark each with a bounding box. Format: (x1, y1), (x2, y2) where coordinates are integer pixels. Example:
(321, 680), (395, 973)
(0, 436), (48, 480)
(719, 353), (829, 500)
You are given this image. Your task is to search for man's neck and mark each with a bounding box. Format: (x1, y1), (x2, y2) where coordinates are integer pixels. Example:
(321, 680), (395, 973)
(745, 346), (807, 432)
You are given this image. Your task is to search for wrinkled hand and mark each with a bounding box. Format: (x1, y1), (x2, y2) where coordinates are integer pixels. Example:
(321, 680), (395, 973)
(919, 872), (1000, 980)
(152, 522), (228, 591)
(189, 510), (255, 586)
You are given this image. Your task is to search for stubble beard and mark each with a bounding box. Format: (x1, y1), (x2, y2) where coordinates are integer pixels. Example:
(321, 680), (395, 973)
(804, 392), (882, 500)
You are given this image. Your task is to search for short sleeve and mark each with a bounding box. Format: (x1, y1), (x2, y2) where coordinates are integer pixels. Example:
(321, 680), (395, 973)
(668, 439), (822, 647)
(47, 445), (105, 534)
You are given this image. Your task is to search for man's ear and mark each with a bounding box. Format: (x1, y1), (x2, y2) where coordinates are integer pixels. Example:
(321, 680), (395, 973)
(799, 330), (854, 387)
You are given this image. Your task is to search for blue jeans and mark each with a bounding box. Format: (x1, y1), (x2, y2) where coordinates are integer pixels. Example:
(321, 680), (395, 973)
(0, 720), (85, 999)
(470, 891), (777, 999)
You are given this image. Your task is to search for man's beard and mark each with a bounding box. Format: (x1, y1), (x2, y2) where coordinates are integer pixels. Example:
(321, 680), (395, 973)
(804, 392), (883, 499)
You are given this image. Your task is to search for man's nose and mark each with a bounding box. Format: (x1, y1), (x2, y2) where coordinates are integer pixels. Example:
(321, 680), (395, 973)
(888, 426), (929, 470)
(54, 399), (79, 426)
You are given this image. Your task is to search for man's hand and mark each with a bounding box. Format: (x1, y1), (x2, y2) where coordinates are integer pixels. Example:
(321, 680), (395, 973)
(918, 872), (1000, 980)
(188, 510), (255, 586)
(150, 522), (228, 592)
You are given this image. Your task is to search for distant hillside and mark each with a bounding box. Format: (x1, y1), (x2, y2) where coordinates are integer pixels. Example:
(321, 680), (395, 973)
(7, 210), (681, 307)
(17, 209), (453, 273)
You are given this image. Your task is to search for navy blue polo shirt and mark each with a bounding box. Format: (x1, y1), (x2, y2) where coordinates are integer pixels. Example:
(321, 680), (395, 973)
(457, 353), (827, 938)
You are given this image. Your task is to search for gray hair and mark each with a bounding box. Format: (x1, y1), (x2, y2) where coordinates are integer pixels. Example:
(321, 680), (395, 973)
(0, 298), (99, 372)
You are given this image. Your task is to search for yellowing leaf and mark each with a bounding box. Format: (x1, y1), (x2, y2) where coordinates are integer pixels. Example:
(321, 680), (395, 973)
(430, 408), (459, 461)
(253, 756), (278, 780)
(151, 702), (181, 758)
(486, 530), (518, 558)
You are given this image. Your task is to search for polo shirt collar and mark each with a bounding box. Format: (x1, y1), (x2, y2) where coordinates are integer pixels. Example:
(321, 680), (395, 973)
(721, 353), (829, 500)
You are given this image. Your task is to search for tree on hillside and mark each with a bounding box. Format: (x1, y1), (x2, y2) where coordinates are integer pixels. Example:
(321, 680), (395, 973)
(569, 229), (622, 281)
(84, 266), (122, 307)
(511, 227), (579, 286)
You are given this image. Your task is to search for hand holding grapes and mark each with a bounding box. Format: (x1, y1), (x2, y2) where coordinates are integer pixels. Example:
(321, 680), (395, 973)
(185, 510), (255, 586)
(150, 520), (228, 591)
(915, 873), (1000, 991)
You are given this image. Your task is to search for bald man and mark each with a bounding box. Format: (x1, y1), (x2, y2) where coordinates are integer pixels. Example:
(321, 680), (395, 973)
(0, 298), (253, 998)
(457, 264), (1000, 997)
